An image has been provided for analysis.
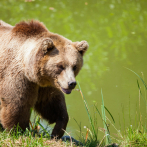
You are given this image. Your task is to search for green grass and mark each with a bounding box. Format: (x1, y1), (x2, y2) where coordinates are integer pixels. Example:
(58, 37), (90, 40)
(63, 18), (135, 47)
(0, 115), (73, 147)
(75, 83), (115, 147)
(118, 125), (147, 147)
(75, 69), (147, 147)
(0, 130), (72, 147)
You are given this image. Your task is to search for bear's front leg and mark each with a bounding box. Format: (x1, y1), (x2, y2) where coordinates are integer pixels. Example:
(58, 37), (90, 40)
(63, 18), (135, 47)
(0, 98), (31, 131)
(35, 87), (69, 139)
(0, 75), (39, 131)
(51, 115), (69, 139)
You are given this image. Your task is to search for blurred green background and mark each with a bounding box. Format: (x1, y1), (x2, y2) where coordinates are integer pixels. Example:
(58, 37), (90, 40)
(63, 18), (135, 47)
(0, 0), (147, 139)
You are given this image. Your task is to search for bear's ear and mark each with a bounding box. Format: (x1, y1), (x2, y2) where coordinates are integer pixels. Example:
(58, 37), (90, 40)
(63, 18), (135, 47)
(42, 39), (55, 54)
(74, 41), (89, 56)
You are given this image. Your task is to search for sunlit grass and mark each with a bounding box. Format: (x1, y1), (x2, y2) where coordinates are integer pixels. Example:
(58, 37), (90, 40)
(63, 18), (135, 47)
(74, 83), (116, 147)
(0, 121), (73, 147)
(118, 125), (147, 147)
(74, 69), (147, 147)
(0, 130), (71, 147)
(0, 114), (74, 147)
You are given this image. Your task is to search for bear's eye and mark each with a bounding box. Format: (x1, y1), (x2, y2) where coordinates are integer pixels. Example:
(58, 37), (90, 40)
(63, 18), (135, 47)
(47, 46), (54, 52)
(57, 65), (65, 72)
(73, 65), (77, 71)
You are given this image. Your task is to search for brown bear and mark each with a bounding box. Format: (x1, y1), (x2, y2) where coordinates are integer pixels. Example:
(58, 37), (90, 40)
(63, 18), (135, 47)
(0, 20), (88, 138)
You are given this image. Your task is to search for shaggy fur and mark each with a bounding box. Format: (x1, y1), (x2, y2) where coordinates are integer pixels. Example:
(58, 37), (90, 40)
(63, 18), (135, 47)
(0, 20), (88, 138)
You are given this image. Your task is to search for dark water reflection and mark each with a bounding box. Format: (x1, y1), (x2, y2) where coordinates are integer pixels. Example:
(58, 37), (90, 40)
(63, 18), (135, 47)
(0, 0), (147, 139)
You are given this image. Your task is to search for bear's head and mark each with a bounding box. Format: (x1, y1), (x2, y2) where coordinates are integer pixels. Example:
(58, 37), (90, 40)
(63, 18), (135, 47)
(13, 20), (88, 94)
(36, 36), (89, 94)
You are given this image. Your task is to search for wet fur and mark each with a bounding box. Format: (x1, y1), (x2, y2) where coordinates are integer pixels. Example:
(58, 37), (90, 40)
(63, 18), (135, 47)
(0, 20), (88, 138)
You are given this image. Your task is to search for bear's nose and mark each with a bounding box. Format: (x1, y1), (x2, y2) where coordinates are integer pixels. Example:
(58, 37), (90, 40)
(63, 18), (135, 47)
(68, 81), (77, 89)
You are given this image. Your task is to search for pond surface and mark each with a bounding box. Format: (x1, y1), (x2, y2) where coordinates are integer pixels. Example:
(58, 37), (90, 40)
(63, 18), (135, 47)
(0, 0), (147, 139)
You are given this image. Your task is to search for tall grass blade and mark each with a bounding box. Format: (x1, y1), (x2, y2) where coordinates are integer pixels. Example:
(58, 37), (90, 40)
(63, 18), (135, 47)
(125, 67), (147, 90)
(37, 122), (50, 137)
(94, 105), (111, 132)
(73, 118), (84, 141)
(104, 106), (115, 123)
(137, 80), (147, 106)
(94, 105), (102, 119)
(78, 82), (97, 141)
(101, 89), (111, 145)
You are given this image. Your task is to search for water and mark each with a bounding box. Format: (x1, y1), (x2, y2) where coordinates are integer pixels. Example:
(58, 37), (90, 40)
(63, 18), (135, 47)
(0, 0), (147, 139)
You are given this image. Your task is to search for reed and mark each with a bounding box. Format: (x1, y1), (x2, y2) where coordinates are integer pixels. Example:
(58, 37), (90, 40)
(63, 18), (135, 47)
(76, 82), (115, 146)
(75, 68), (147, 146)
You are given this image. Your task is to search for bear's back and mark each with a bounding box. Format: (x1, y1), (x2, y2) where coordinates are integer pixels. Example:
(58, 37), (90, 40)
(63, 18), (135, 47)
(0, 20), (13, 35)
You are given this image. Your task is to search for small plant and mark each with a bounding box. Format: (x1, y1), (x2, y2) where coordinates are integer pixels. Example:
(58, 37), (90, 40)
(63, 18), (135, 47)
(29, 111), (52, 138)
(118, 125), (147, 146)
(117, 68), (147, 146)
(75, 82), (115, 147)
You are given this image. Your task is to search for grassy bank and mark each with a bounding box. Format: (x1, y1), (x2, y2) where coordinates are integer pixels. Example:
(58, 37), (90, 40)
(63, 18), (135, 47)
(0, 131), (71, 147)
(0, 121), (146, 147)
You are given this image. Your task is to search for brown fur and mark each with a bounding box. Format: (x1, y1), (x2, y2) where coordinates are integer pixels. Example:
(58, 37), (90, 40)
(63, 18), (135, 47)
(0, 20), (88, 138)
(12, 20), (48, 37)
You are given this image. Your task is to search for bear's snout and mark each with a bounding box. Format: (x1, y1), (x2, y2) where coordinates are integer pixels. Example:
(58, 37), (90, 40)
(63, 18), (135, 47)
(68, 81), (77, 89)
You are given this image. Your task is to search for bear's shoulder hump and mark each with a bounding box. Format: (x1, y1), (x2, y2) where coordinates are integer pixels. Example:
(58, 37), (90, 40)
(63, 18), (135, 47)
(12, 20), (48, 37)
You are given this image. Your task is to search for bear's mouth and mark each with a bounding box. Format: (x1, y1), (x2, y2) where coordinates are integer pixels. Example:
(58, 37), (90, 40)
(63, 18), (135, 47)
(61, 88), (72, 94)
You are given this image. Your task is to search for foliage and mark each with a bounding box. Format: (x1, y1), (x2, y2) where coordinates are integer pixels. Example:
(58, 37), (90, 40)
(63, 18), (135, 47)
(75, 83), (116, 147)
(118, 125), (147, 147)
